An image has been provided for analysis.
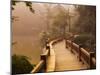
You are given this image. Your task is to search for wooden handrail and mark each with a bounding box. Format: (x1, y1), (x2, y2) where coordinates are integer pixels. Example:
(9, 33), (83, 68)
(66, 40), (96, 69)
(31, 38), (62, 73)
(31, 38), (96, 73)
(31, 49), (50, 73)
(81, 48), (89, 57)
(80, 48), (90, 66)
(31, 60), (44, 73)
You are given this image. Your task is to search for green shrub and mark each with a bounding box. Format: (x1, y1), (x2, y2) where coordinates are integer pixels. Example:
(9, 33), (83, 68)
(12, 54), (34, 74)
(73, 34), (96, 51)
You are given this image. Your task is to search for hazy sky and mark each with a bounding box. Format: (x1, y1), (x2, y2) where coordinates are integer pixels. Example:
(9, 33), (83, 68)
(12, 2), (77, 36)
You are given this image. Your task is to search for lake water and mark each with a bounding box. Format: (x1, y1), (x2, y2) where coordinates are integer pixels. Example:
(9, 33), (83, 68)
(12, 2), (76, 65)
(12, 36), (42, 64)
(12, 2), (46, 65)
(12, 36), (43, 64)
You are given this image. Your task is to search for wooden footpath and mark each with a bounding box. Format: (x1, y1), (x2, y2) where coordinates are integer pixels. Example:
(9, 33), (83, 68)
(53, 40), (88, 71)
(31, 39), (95, 73)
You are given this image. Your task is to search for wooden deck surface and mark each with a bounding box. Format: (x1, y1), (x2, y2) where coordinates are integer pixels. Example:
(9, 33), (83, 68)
(46, 45), (55, 72)
(53, 40), (88, 71)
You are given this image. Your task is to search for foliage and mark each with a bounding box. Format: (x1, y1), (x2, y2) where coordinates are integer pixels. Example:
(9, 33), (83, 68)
(25, 1), (35, 13)
(12, 54), (34, 74)
(40, 4), (69, 47)
(73, 34), (96, 51)
(12, 0), (35, 22)
(50, 4), (68, 39)
(40, 31), (49, 48)
(12, 0), (35, 13)
(74, 5), (96, 35)
(73, 5), (96, 51)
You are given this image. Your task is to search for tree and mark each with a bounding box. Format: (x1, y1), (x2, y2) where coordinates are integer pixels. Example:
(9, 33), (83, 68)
(40, 4), (68, 47)
(12, 54), (34, 74)
(50, 4), (68, 39)
(74, 5), (96, 35)
(43, 4), (52, 30)
(12, 0), (35, 22)
(12, 0), (34, 13)
(39, 4), (52, 45)
(73, 5), (96, 51)
(40, 31), (49, 48)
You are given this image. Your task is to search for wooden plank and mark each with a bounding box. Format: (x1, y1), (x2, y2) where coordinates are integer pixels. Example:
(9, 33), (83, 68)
(46, 39), (56, 72)
(46, 48), (56, 72)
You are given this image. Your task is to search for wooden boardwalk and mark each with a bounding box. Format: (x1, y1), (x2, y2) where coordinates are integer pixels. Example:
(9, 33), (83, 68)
(53, 40), (88, 71)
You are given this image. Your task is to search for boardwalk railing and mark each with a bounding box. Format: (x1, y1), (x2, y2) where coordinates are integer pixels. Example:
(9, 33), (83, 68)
(31, 38), (96, 73)
(31, 38), (63, 73)
(66, 40), (96, 69)
(33, 50), (50, 73)
(31, 45), (50, 73)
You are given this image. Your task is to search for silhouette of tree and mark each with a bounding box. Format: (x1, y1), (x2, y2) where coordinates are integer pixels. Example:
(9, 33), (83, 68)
(12, 0), (35, 13)
(12, 0), (35, 22)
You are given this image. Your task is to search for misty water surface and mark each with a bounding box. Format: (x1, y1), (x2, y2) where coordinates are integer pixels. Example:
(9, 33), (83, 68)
(12, 2), (47, 64)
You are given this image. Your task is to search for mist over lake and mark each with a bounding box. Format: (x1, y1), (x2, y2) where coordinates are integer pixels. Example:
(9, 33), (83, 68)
(12, 2), (75, 64)
(12, 2), (47, 64)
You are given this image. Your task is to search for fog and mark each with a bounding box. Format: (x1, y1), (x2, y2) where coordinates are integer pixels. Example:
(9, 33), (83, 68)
(12, 2), (78, 64)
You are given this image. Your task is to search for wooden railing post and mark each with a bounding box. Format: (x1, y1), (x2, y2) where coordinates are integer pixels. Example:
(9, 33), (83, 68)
(65, 40), (68, 48)
(46, 44), (50, 56)
(89, 52), (95, 69)
(79, 44), (82, 61)
(40, 54), (47, 72)
(71, 41), (73, 53)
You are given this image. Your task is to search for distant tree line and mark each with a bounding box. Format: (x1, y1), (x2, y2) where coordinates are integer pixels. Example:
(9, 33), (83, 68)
(40, 4), (69, 47)
(73, 5), (96, 52)
(40, 4), (96, 52)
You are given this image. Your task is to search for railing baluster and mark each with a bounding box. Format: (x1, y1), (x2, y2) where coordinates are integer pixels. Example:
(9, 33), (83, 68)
(65, 40), (68, 48)
(89, 52), (95, 69)
(71, 41), (73, 53)
(40, 54), (47, 72)
(46, 44), (50, 56)
(79, 45), (82, 61)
